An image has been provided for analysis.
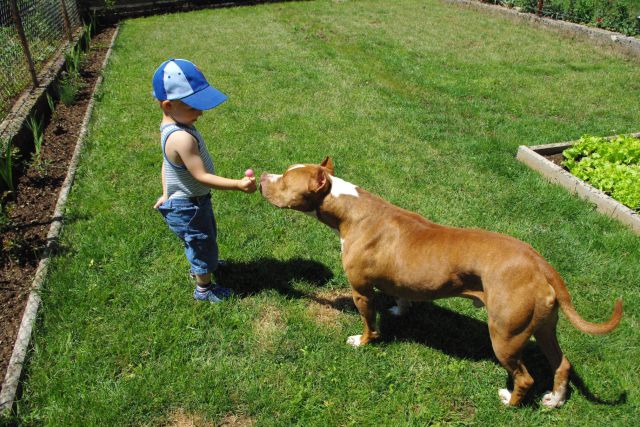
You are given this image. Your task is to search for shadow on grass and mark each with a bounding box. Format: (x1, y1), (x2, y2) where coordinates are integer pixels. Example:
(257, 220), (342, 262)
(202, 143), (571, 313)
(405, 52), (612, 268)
(216, 257), (334, 298)
(569, 369), (627, 406)
(219, 260), (626, 407)
(378, 300), (494, 361)
(378, 300), (626, 408)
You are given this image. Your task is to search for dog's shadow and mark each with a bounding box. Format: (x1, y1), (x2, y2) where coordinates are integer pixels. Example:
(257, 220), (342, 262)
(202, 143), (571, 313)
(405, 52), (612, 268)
(378, 299), (494, 361)
(378, 299), (626, 407)
(217, 260), (625, 407)
(378, 300), (550, 405)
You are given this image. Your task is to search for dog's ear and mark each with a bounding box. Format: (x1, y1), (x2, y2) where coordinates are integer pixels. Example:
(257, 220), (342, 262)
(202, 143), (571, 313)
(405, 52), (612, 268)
(309, 167), (329, 193)
(320, 156), (334, 176)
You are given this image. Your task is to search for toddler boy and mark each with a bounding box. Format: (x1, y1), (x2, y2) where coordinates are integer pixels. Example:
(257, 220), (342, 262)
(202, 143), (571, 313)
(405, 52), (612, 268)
(152, 58), (256, 302)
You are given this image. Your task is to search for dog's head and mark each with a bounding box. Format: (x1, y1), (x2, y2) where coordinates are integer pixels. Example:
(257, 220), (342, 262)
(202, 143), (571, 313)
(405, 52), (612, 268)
(260, 157), (334, 211)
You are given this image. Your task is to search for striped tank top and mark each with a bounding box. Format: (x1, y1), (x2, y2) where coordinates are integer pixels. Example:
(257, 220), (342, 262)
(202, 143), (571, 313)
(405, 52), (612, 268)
(161, 123), (215, 199)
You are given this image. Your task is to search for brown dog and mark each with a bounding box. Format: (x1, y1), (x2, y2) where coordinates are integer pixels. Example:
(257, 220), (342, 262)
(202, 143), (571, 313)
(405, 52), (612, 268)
(259, 157), (622, 408)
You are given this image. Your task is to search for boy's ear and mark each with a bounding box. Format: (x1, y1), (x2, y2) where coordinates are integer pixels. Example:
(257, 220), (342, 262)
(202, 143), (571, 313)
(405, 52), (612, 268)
(320, 156), (334, 176)
(160, 100), (172, 111)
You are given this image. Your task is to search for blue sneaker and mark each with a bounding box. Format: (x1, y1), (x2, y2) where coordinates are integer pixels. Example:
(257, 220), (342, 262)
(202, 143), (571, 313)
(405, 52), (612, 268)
(193, 284), (233, 303)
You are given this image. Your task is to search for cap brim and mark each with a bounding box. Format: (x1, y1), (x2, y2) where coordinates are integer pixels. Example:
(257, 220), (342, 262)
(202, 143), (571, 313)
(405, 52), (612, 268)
(180, 86), (227, 110)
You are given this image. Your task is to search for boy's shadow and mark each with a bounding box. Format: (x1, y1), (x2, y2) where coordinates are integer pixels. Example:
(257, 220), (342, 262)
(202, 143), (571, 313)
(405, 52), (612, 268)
(377, 299), (626, 407)
(216, 257), (334, 299)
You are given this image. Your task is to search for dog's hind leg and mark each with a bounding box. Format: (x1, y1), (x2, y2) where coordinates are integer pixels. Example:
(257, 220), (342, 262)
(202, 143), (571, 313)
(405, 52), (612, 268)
(534, 310), (571, 408)
(487, 293), (537, 407)
(490, 329), (535, 407)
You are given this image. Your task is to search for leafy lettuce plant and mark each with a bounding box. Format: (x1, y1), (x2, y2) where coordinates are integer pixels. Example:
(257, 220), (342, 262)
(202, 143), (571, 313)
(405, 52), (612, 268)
(563, 135), (640, 212)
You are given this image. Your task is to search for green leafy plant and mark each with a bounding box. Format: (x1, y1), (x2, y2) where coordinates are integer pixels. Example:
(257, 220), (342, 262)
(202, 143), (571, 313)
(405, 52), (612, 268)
(26, 114), (51, 176)
(89, 10), (98, 32)
(563, 135), (640, 211)
(26, 114), (45, 158)
(46, 91), (55, 113)
(59, 43), (85, 106)
(65, 44), (82, 77)
(83, 21), (94, 51)
(0, 137), (15, 192)
(46, 90), (58, 122)
(26, 115), (48, 176)
(58, 71), (81, 105)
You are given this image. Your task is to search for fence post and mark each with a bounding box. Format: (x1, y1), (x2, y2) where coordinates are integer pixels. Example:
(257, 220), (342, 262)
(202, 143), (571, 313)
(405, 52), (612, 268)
(59, 0), (73, 41)
(9, 0), (38, 88)
(537, 0), (544, 17)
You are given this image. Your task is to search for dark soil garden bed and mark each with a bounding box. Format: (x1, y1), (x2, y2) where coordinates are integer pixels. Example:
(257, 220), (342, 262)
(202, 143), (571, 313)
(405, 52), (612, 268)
(0, 25), (117, 384)
(543, 152), (564, 167)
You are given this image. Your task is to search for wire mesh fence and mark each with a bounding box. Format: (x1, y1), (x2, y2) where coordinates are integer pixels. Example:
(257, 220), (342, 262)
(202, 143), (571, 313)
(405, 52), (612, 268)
(0, 0), (82, 122)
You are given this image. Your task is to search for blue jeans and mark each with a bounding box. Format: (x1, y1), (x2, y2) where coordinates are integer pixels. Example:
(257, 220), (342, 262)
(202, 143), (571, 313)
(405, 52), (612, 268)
(158, 194), (218, 275)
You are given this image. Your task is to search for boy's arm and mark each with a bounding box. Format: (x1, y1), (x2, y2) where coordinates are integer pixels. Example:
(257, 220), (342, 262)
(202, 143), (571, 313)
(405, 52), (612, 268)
(153, 162), (169, 208)
(161, 161), (167, 195)
(171, 132), (256, 192)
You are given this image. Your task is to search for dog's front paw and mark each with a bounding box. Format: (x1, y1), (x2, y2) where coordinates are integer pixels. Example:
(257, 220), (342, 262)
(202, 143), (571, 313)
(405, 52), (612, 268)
(541, 391), (565, 408)
(498, 388), (512, 406)
(346, 335), (362, 347)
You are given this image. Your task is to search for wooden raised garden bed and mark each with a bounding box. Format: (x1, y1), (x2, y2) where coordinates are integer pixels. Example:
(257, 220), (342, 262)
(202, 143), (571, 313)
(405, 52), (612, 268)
(516, 133), (640, 235)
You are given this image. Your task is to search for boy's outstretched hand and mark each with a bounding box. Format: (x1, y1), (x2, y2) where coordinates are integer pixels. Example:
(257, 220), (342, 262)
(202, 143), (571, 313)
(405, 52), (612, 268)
(238, 169), (257, 193)
(238, 177), (257, 193)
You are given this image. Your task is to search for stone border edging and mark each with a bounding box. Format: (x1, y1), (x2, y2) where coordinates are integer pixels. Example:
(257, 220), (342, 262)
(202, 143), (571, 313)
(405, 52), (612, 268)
(516, 132), (640, 235)
(442, 0), (640, 57)
(0, 25), (120, 415)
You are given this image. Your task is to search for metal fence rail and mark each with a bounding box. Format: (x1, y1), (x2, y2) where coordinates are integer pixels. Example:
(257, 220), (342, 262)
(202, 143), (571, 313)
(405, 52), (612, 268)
(0, 0), (81, 122)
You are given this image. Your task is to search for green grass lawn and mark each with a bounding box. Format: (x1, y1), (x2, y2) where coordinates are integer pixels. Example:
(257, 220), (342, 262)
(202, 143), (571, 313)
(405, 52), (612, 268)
(9, 0), (640, 424)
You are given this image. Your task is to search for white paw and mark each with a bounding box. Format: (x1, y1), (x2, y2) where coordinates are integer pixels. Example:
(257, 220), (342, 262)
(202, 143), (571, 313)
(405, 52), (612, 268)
(388, 306), (403, 316)
(346, 335), (362, 347)
(498, 388), (512, 406)
(541, 391), (566, 408)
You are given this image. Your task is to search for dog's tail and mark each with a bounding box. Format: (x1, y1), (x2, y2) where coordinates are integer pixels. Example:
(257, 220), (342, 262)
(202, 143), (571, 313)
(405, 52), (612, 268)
(547, 268), (622, 335)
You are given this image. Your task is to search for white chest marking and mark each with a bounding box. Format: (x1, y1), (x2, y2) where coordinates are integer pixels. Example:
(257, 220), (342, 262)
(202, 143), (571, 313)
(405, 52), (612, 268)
(330, 176), (359, 198)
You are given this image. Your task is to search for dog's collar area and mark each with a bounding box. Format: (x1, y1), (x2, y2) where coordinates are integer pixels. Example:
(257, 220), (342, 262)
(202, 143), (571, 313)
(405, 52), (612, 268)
(314, 207), (339, 231)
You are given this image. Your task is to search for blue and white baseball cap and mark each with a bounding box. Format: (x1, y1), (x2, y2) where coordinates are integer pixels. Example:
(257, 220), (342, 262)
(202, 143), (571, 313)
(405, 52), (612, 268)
(152, 58), (227, 110)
